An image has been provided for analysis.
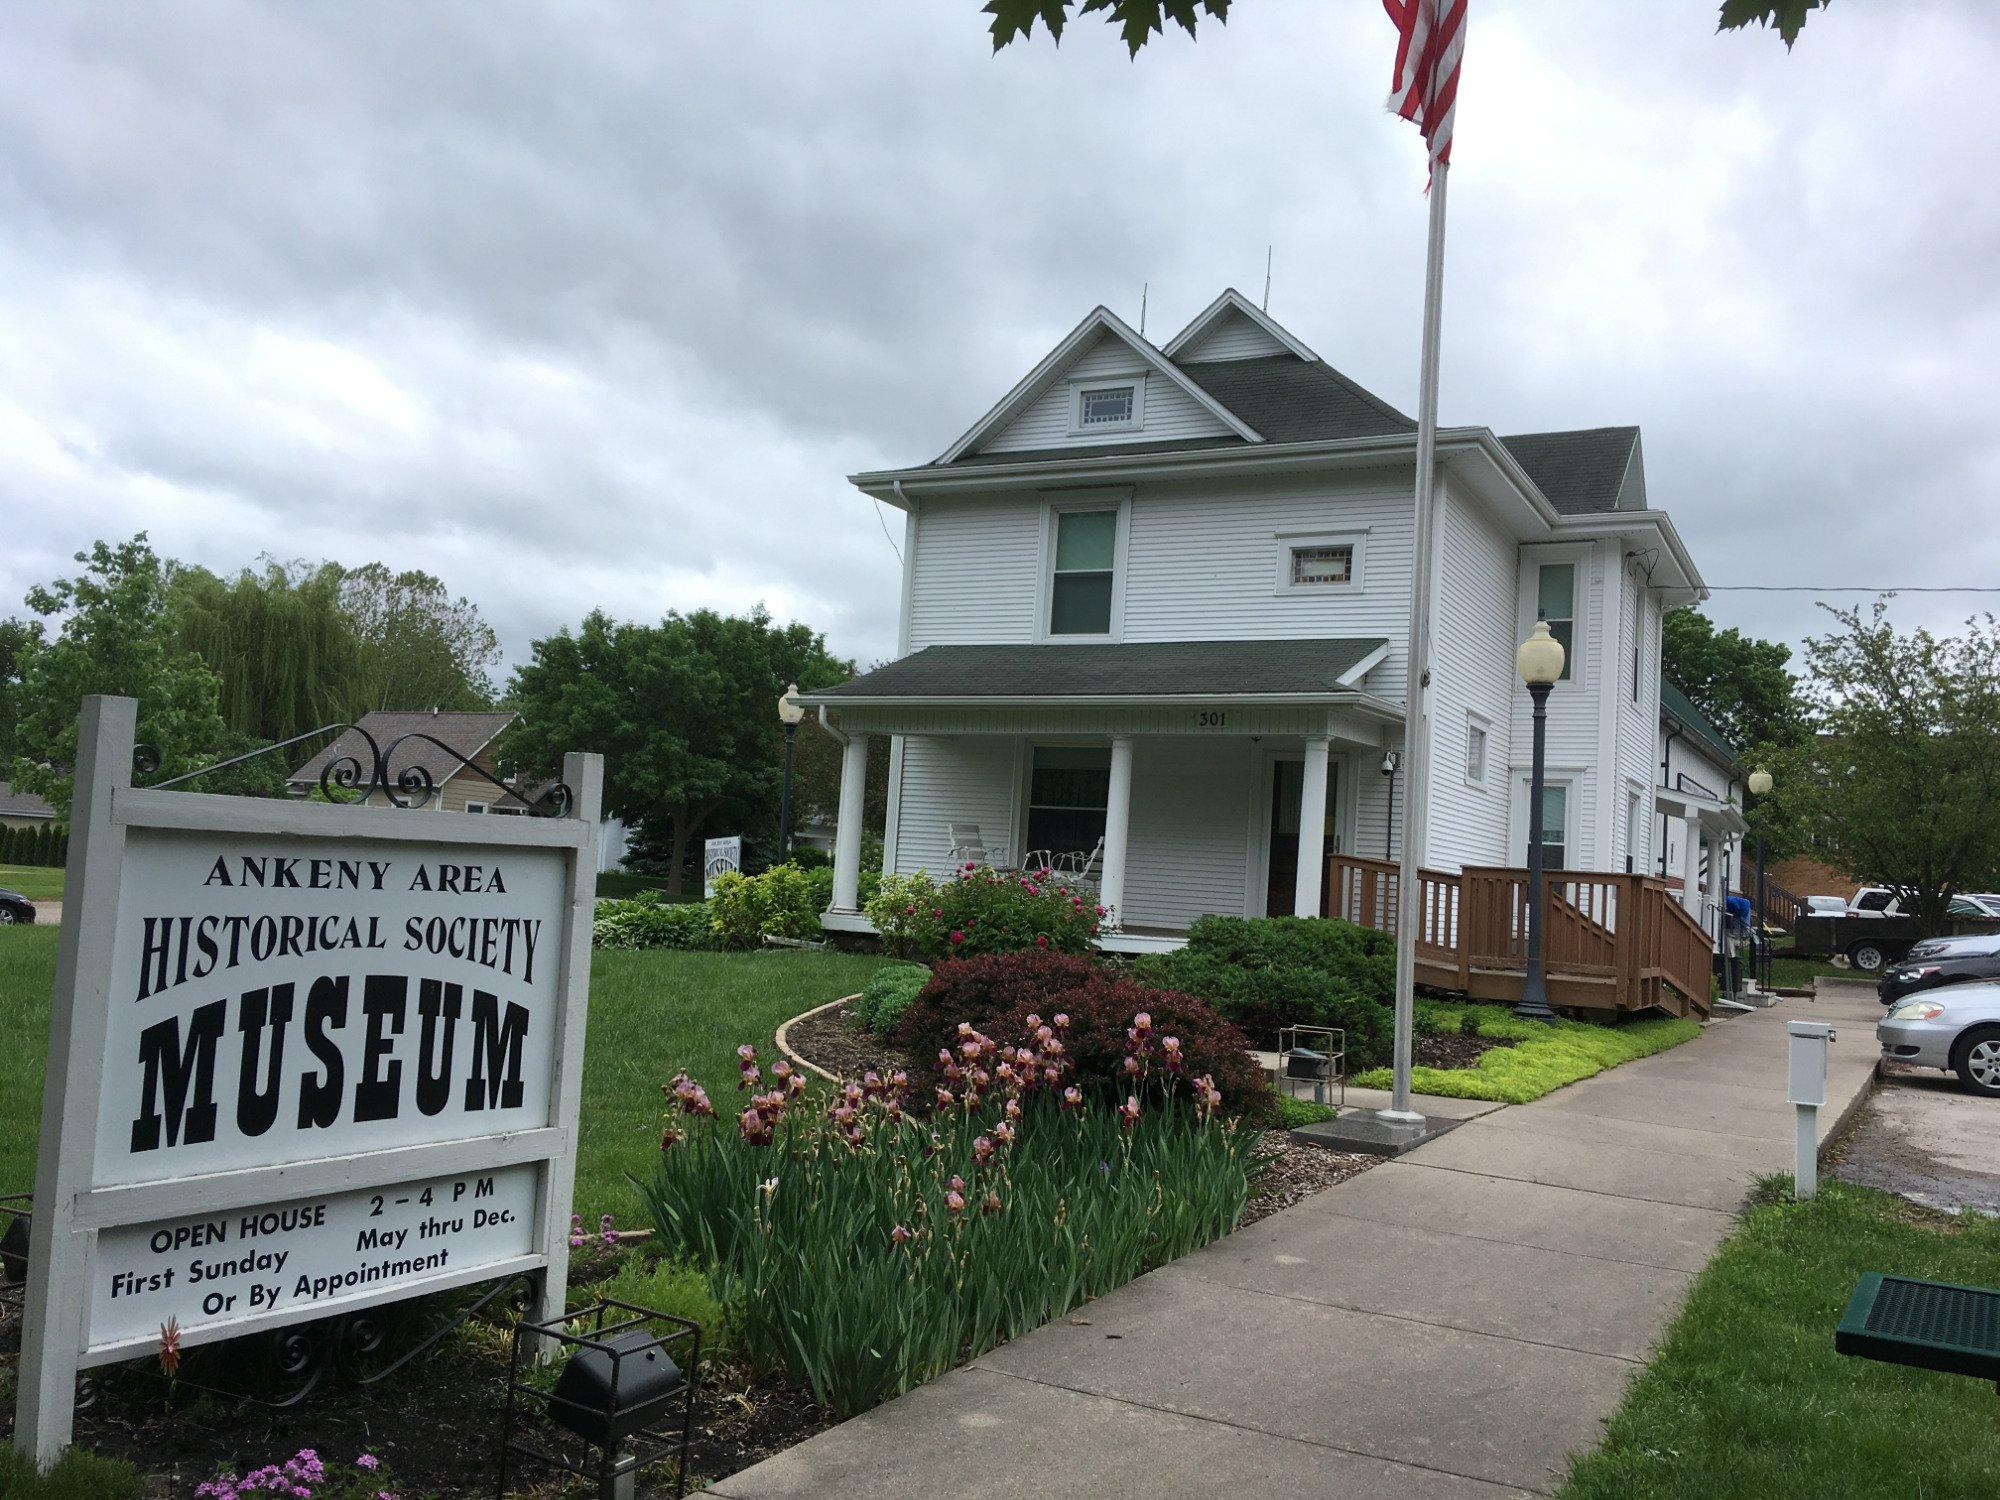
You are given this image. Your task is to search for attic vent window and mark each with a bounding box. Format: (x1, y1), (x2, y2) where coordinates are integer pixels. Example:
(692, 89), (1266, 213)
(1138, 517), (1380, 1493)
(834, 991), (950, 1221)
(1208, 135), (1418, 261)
(1290, 544), (1353, 587)
(1071, 379), (1141, 433)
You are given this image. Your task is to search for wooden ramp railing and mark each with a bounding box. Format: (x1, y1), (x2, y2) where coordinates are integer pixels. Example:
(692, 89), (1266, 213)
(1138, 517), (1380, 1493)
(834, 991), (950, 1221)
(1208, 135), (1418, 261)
(1324, 853), (1712, 1017)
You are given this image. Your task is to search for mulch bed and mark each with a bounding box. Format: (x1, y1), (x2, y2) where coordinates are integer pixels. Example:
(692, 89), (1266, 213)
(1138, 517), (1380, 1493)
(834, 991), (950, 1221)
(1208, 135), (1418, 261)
(1240, 1132), (1375, 1226)
(0, 1253), (832, 1498)
(782, 999), (909, 1081)
(1414, 1030), (1515, 1071)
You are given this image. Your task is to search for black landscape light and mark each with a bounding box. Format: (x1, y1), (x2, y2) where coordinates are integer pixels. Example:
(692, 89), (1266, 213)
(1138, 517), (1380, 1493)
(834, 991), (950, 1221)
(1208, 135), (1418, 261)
(1277, 1025), (1345, 1110)
(0, 1194), (30, 1298)
(498, 1298), (701, 1500)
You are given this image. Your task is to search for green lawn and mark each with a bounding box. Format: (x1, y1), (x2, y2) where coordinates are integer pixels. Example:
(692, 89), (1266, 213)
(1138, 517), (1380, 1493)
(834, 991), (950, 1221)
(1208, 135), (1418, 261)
(0, 865), (63, 903)
(1562, 1180), (2000, 1499)
(1351, 1000), (1701, 1104)
(0, 930), (889, 1226)
(1767, 954), (1852, 989)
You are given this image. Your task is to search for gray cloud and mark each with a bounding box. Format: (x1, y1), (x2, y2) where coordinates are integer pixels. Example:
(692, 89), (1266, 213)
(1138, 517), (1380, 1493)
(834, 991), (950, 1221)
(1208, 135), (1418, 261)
(1, 0), (1995, 680)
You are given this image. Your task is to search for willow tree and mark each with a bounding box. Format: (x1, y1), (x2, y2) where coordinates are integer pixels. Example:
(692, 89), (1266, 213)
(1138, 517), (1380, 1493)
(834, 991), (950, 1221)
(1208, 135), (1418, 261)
(167, 560), (363, 742)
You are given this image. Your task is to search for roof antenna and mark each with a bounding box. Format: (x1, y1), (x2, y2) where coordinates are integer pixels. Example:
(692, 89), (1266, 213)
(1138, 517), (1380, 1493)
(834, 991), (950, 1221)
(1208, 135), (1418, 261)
(1262, 246), (1273, 311)
(1139, 281), (1149, 339)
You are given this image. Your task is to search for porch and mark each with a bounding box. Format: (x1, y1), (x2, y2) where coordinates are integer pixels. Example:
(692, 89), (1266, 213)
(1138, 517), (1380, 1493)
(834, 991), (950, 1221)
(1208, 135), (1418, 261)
(1322, 851), (1714, 1018)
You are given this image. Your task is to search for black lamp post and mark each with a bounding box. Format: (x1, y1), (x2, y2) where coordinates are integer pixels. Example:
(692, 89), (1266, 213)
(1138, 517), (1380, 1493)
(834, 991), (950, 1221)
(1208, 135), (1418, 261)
(1514, 617), (1565, 1022)
(1748, 767), (1773, 992)
(776, 683), (803, 862)
(1380, 749), (1400, 860)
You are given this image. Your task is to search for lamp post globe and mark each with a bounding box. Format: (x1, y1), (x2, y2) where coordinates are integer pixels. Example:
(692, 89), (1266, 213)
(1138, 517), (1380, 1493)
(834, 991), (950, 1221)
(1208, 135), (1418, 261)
(1514, 620), (1564, 1022)
(776, 684), (804, 861)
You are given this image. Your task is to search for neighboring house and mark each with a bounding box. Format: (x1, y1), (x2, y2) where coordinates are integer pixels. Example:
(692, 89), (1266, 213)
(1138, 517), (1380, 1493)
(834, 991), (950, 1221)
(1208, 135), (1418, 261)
(1655, 679), (1748, 939)
(0, 780), (58, 832)
(287, 710), (533, 812)
(800, 289), (1708, 955)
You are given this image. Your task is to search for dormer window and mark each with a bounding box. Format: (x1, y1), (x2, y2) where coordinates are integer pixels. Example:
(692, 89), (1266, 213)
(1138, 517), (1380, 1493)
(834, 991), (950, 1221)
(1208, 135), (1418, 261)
(1070, 376), (1143, 434)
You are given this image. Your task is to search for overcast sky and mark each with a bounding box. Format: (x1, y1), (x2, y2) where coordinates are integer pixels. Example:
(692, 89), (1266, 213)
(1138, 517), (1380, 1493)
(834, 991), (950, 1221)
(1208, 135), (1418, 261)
(3, 1), (1996, 682)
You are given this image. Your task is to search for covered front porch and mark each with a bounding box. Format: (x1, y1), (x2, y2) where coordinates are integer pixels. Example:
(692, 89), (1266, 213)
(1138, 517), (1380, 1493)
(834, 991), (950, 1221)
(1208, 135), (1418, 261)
(798, 638), (1403, 941)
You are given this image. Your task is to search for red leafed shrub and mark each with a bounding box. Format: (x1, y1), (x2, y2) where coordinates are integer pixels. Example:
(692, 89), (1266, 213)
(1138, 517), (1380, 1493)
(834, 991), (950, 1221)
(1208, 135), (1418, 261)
(893, 952), (1274, 1122)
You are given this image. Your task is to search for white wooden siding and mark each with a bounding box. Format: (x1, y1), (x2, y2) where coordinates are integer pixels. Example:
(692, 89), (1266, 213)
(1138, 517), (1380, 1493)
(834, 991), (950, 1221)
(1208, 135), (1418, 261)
(978, 333), (1235, 454)
(1614, 569), (1662, 872)
(1173, 310), (1291, 364)
(905, 496), (1041, 647)
(890, 736), (1021, 877)
(1423, 480), (1516, 871)
(1509, 541), (1606, 867)
(1121, 738), (1255, 928)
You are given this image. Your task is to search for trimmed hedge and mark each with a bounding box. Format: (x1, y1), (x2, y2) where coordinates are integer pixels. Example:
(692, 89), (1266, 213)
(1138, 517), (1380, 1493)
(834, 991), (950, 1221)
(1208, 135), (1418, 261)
(592, 897), (722, 951)
(853, 961), (930, 1035)
(893, 951), (1273, 1121)
(0, 822), (67, 867)
(1134, 915), (1396, 1068)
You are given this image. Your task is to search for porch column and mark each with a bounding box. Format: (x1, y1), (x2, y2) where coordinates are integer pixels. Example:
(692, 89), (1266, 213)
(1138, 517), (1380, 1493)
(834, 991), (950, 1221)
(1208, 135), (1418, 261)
(1098, 736), (1135, 924)
(1703, 825), (1726, 943)
(1679, 812), (1703, 918)
(830, 731), (871, 911)
(1294, 735), (1331, 918)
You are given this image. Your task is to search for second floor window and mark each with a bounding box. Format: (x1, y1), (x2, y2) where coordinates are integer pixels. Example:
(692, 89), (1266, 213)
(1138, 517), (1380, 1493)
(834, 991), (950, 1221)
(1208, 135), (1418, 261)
(1078, 385), (1135, 427)
(1050, 509), (1117, 635)
(1537, 562), (1576, 681)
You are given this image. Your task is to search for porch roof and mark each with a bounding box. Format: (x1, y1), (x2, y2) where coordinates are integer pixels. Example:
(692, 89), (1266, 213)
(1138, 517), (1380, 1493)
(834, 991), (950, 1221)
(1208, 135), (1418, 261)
(801, 638), (1391, 706)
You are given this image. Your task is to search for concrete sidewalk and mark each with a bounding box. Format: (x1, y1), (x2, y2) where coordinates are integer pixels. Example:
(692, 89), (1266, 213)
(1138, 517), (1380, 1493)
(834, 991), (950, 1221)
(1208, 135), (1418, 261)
(713, 985), (1882, 1498)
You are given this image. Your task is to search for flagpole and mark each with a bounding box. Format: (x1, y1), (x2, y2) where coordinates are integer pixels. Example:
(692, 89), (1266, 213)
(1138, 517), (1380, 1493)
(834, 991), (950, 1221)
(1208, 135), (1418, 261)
(1381, 158), (1449, 1124)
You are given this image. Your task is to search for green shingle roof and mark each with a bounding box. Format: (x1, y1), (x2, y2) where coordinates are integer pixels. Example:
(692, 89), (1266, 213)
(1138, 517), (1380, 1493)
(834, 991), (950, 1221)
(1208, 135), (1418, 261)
(1497, 427), (1641, 515)
(1661, 679), (1739, 767)
(811, 638), (1390, 700)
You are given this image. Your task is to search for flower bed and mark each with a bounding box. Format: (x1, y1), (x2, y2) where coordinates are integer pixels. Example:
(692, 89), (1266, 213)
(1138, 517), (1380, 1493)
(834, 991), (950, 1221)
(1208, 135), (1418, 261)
(865, 866), (1101, 959)
(1352, 1002), (1701, 1103)
(638, 1019), (1261, 1418)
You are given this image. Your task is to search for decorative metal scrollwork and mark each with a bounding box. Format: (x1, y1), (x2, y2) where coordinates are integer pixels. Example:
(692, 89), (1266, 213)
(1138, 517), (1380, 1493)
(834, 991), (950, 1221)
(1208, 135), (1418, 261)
(133, 722), (574, 818)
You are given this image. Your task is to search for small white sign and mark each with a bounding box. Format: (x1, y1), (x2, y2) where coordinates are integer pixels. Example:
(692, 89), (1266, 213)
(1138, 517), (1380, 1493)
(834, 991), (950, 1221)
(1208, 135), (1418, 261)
(703, 835), (742, 898)
(88, 1163), (537, 1352)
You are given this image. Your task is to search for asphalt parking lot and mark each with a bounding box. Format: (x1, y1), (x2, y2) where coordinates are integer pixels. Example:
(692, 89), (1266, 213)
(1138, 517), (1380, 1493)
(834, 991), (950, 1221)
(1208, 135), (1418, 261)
(1832, 1059), (2000, 1215)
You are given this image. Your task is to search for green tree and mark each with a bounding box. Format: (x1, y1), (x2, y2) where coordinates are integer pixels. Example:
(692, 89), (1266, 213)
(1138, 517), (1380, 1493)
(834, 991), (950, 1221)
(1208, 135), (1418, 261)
(338, 563), (500, 713)
(1663, 608), (1811, 753)
(982, 0), (1825, 56)
(0, 614), (44, 763)
(166, 559), (364, 743)
(7, 537), (235, 817)
(1771, 603), (2000, 933)
(503, 608), (851, 896)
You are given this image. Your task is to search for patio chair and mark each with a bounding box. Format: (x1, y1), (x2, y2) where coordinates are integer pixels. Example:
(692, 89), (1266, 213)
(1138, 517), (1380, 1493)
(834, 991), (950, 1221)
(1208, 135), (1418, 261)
(946, 822), (1007, 870)
(1053, 837), (1105, 886)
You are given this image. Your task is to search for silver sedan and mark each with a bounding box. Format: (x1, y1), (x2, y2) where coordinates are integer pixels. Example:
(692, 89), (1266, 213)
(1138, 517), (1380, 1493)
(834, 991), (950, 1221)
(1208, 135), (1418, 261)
(1878, 981), (2000, 1097)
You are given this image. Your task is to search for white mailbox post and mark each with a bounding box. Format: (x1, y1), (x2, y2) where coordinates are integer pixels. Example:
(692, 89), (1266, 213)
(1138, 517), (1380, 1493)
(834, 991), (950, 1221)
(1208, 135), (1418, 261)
(1786, 1020), (1836, 1199)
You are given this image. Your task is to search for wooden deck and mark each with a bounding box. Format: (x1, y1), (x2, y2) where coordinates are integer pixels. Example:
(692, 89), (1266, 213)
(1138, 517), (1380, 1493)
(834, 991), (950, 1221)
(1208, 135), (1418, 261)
(1323, 853), (1714, 1018)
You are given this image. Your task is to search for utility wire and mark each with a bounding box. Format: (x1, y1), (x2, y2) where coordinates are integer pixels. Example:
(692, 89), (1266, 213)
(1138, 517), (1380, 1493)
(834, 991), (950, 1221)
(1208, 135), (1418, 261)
(1704, 584), (2000, 594)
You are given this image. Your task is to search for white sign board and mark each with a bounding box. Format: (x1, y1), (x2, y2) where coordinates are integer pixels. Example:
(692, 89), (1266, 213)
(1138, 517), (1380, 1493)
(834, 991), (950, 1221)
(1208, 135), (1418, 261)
(703, 834), (742, 899)
(14, 697), (602, 1465)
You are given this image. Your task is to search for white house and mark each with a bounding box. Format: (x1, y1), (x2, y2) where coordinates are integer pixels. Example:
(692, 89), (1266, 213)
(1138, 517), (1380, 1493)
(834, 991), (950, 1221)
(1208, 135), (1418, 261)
(802, 290), (1710, 963)
(1655, 679), (1749, 934)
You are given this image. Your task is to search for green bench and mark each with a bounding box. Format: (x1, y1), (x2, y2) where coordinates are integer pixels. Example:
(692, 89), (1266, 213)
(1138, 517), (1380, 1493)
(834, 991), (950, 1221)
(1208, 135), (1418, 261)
(1836, 1273), (2000, 1394)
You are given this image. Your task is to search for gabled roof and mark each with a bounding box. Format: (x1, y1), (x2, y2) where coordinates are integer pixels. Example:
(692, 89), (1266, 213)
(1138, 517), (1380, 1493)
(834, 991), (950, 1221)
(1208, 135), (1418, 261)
(934, 305), (1262, 465)
(1177, 357), (1415, 444)
(1498, 427), (1642, 516)
(803, 638), (1391, 703)
(1162, 288), (1322, 364)
(1660, 680), (1739, 768)
(0, 780), (56, 820)
(288, 710), (518, 789)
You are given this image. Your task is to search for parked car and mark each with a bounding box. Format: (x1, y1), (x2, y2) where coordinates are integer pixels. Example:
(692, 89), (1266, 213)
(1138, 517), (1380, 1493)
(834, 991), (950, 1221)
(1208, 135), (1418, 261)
(1804, 895), (1849, 919)
(1878, 982), (2000, 1097)
(1953, 893), (2000, 918)
(1847, 886), (1901, 917)
(1878, 936), (2000, 1005)
(0, 888), (35, 925)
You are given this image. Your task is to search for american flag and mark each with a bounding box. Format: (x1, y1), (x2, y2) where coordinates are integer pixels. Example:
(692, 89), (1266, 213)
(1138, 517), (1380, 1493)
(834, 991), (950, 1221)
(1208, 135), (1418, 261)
(1384, 0), (1466, 173)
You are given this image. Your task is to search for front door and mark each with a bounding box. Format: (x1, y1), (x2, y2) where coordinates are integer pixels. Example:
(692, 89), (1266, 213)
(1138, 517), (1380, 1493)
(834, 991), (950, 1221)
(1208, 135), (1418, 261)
(1265, 757), (1341, 916)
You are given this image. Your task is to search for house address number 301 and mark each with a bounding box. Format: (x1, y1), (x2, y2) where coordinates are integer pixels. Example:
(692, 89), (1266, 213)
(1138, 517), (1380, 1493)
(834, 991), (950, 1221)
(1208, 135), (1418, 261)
(1195, 710), (1228, 729)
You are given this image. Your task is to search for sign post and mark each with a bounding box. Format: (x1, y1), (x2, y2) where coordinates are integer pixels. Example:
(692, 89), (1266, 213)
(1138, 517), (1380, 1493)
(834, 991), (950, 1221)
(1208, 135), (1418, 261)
(15, 696), (600, 1466)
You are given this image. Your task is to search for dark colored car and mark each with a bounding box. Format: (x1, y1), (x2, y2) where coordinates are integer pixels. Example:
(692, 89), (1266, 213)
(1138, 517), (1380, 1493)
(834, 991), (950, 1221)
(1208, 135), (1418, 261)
(0, 888), (36, 925)
(1878, 939), (2000, 1005)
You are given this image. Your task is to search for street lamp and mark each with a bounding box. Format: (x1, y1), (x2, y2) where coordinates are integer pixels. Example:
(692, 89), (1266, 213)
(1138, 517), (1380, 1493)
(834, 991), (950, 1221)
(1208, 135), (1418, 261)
(1513, 618), (1565, 1022)
(776, 684), (804, 862)
(1380, 749), (1400, 861)
(1748, 767), (1773, 992)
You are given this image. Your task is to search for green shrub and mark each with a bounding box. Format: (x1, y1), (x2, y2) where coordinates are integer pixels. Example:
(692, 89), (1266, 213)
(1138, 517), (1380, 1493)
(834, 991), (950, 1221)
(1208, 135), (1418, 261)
(1351, 1007), (1700, 1103)
(640, 1034), (1259, 1418)
(0, 1444), (142, 1499)
(864, 867), (1099, 961)
(592, 897), (720, 951)
(591, 1254), (740, 1365)
(1276, 1095), (1337, 1127)
(1135, 916), (1396, 1067)
(710, 864), (824, 948)
(852, 961), (930, 1035)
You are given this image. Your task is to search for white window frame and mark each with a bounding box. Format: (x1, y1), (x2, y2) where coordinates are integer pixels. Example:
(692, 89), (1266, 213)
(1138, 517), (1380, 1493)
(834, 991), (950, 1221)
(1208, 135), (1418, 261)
(1036, 489), (1131, 643)
(1274, 529), (1368, 596)
(1512, 769), (1579, 870)
(1464, 711), (1491, 788)
(1516, 544), (1589, 691)
(1068, 374), (1146, 435)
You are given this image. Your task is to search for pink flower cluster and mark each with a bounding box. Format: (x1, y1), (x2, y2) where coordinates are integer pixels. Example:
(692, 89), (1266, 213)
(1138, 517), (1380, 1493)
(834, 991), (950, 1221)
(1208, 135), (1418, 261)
(935, 1012), (1072, 1115)
(195, 1449), (395, 1500)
